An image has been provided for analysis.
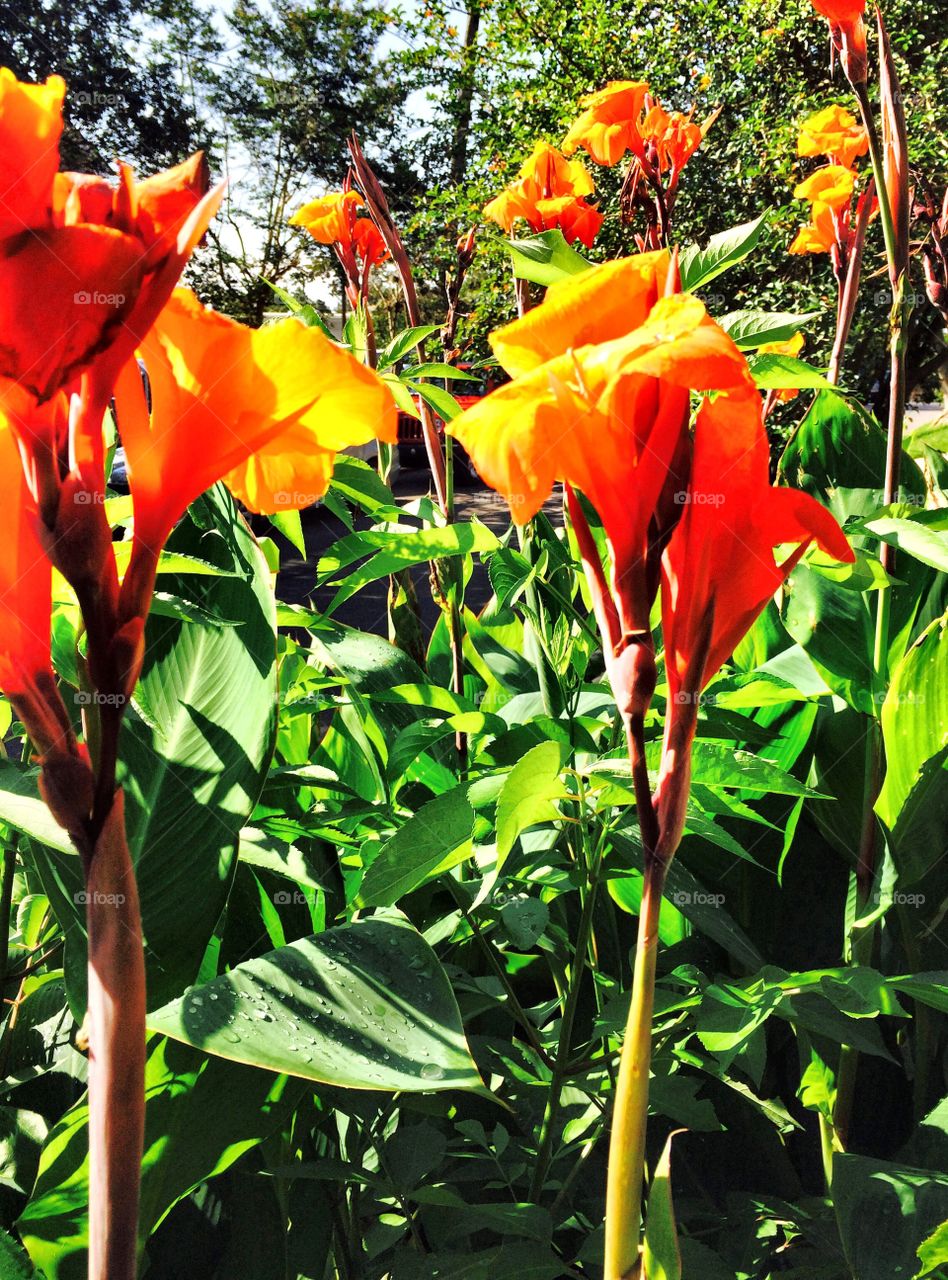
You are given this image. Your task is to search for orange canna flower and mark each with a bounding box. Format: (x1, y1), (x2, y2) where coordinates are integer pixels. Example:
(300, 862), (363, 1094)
(640, 104), (703, 176)
(484, 141), (602, 248)
(797, 105), (868, 169)
(654, 382), (853, 852)
(447, 251), (755, 637)
(0, 71), (221, 410)
(810, 0), (867, 84)
(113, 288), (397, 552)
(793, 164), (856, 210)
(563, 81), (650, 167)
(789, 204), (838, 255)
(290, 191), (389, 265)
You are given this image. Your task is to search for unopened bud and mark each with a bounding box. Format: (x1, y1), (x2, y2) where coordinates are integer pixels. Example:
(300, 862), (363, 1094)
(610, 639), (657, 721)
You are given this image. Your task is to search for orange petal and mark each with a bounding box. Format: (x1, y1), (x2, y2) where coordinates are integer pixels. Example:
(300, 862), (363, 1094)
(0, 421), (51, 694)
(0, 69), (64, 239)
(117, 289), (396, 543)
(490, 250), (670, 376)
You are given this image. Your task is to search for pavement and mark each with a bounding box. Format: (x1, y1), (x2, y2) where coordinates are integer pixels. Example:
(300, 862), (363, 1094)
(271, 464), (563, 639)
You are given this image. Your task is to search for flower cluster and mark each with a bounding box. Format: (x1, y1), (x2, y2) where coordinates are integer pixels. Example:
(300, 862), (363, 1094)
(790, 105), (874, 263)
(289, 189), (389, 302)
(483, 140), (603, 248)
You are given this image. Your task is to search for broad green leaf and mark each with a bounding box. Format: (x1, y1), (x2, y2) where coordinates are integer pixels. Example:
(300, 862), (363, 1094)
(749, 354), (833, 391)
(378, 324), (441, 369)
(403, 362), (480, 381)
(865, 513), (948, 574)
(327, 455), (396, 516)
(268, 507), (306, 556)
(495, 741), (568, 861)
(679, 212), (768, 291)
(782, 561), (875, 713)
(642, 1131), (682, 1280)
(147, 916), (483, 1093)
(504, 228), (592, 286)
(357, 787), (475, 906)
(407, 379), (463, 422)
(720, 309), (819, 349)
(833, 1152), (948, 1280)
(876, 614), (948, 884)
(650, 740), (824, 797)
(0, 764), (74, 855)
(18, 1037), (298, 1280)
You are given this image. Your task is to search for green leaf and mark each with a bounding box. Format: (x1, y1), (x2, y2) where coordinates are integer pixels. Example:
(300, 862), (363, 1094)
(356, 787), (476, 907)
(876, 614), (948, 884)
(833, 1152), (948, 1280)
(268, 507), (306, 556)
(403, 362), (480, 381)
(0, 764), (75, 855)
(679, 213), (768, 292)
(378, 324), (441, 370)
(18, 1037), (298, 1280)
(864, 513), (948, 574)
(749, 354), (833, 391)
(407, 380), (463, 422)
(651, 741), (824, 797)
(720, 309), (820, 349)
(0, 1228), (39, 1278)
(504, 228), (592, 286)
(147, 916), (483, 1093)
(495, 741), (568, 862)
(916, 1220), (948, 1278)
(642, 1131), (682, 1280)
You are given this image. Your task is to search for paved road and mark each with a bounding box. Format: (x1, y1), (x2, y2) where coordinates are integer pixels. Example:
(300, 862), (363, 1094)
(271, 465), (563, 638)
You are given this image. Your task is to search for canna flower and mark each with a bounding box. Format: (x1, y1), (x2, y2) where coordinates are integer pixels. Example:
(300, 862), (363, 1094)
(797, 104), (868, 168)
(113, 288), (397, 554)
(793, 164), (856, 210)
(448, 250), (852, 733)
(484, 140), (603, 248)
(655, 381), (853, 852)
(563, 81), (650, 167)
(640, 104), (703, 177)
(0, 70), (221, 410)
(290, 191), (389, 268)
(810, 0), (867, 84)
(448, 251), (755, 642)
(789, 205), (838, 255)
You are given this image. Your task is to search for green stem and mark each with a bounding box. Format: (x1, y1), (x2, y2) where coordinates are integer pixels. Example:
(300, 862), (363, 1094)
(852, 83), (898, 274)
(603, 853), (667, 1280)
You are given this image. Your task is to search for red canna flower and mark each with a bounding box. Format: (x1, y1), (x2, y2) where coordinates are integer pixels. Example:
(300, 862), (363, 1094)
(0, 420), (51, 696)
(655, 383), (854, 853)
(483, 140), (603, 248)
(0, 72), (221, 412)
(810, 0), (867, 85)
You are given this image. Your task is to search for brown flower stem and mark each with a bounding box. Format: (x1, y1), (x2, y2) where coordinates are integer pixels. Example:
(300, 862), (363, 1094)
(85, 792), (145, 1280)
